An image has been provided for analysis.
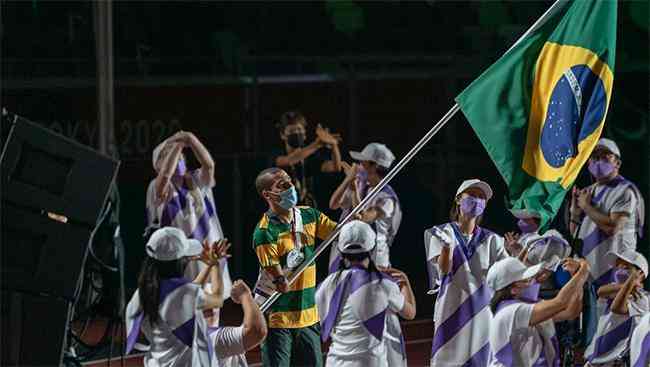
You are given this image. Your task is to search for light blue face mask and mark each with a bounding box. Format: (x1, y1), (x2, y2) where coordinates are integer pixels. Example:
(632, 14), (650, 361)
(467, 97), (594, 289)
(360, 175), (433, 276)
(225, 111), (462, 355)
(278, 186), (298, 210)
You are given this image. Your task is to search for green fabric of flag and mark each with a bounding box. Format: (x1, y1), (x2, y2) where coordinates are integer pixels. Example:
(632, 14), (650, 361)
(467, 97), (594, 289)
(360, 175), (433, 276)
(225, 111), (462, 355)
(456, 0), (617, 228)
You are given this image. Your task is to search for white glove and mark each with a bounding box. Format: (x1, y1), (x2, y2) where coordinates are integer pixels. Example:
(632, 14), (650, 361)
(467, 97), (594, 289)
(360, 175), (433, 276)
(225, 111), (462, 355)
(431, 226), (453, 248)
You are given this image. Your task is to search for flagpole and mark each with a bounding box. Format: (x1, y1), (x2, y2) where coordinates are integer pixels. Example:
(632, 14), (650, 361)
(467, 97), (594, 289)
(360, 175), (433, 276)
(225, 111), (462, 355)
(259, 0), (570, 313)
(259, 104), (460, 313)
(504, 0), (567, 56)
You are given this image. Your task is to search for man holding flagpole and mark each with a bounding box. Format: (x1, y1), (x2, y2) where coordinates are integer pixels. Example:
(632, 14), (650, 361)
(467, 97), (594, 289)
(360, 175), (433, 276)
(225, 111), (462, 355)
(252, 167), (337, 367)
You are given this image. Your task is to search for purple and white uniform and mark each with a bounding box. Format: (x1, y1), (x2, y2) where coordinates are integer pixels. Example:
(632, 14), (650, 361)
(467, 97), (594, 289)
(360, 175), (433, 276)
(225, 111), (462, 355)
(630, 313), (650, 367)
(316, 265), (406, 367)
(146, 168), (232, 300)
(427, 222), (509, 366)
(125, 278), (246, 367)
(326, 181), (404, 365)
(329, 181), (401, 271)
(585, 291), (650, 365)
(488, 300), (559, 367)
(578, 176), (645, 288)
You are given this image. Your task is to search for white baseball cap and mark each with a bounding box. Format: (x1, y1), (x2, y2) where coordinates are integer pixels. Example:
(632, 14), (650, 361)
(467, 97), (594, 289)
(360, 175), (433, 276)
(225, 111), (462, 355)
(608, 248), (648, 278)
(350, 143), (396, 168)
(337, 220), (376, 254)
(595, 138), (621, 158)
(487, 257), (544, 292)
(145, 227), (203, 261)
(522, 231), (571, 267)
(455, 179), (493, 201)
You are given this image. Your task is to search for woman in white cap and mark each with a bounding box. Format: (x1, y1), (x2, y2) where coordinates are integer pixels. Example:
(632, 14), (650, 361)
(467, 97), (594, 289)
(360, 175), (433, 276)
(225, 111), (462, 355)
(328, 142), (401, 270)
(486, 257), (589, 367)
(316, 220), (416, 367)
(426, 179), (510, 366)
(146, 131), (232, 326)
(630, 313), (650, 367)
(328, 142), (404, 365)
(585, 249), (649, 366)
(125, 227), (266, 367)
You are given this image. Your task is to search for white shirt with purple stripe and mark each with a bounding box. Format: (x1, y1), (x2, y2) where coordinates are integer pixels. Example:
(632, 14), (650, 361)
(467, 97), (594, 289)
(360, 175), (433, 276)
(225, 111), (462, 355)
(427, 222), (509, 366)
(488, 300), (559, 367)
(585, 291), (650, 365)
(316, 265), (406, 367)
(146, 168), (232, 300)
(125, 278), (246, 367)
(630, 313), (650, 367)
(577, 176), (645, 288)
(328, 183), (402, 272)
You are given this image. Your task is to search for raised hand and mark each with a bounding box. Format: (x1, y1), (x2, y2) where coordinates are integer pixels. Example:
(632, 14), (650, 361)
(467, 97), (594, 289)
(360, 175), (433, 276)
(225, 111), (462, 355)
(316, 124), (339, 146)
(167, 130), (193, 145)
(212, 239), (232, 260)
(504, 232), (522, 255)
(199, 239), (220, 266)
(570, 186), (583, 217)
(341, 162), (358, 181)
(230, 280), (252, 304)
(576, 188), (592, 210)
(384, 268), (410, 288)
(561, 258), (581, 275)
(431, 227), (453, 248)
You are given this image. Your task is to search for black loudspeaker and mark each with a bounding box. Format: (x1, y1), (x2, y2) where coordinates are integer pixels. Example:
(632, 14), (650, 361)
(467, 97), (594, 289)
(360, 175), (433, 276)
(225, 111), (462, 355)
(0, 290), (71, 367)
(0, 116), (119, 299)
(0, 114), (120, 367)
(1, 203), (95, 299)
(1, 115), (118, 227)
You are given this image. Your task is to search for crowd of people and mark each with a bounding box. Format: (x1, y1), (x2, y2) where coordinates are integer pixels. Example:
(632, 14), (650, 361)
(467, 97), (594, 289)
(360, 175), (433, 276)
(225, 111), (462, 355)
(124, 112), (648, 367)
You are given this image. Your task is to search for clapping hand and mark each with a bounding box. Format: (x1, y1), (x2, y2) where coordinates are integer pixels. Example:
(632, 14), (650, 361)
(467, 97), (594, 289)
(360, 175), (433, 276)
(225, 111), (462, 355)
(561, 258), (581, 275)
(199, 239), (231, 266)
(576, 188), (593, 210)
(505, 232), (522, 256)
(562, 258), (590, 276)
(316, 124), (340, 147)
(341, 162), (358, 182)
(167, 130), (193, 145)
(230, 280), (253, 304)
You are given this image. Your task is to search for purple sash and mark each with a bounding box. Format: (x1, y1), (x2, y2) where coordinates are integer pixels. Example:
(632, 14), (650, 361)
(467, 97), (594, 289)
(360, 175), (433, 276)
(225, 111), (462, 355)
(125, 277), (196, 354)
(319, 266), (395, 342)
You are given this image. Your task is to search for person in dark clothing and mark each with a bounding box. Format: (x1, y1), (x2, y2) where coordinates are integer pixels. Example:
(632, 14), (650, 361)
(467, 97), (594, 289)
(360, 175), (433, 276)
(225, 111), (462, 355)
(269, 110), (342, 209)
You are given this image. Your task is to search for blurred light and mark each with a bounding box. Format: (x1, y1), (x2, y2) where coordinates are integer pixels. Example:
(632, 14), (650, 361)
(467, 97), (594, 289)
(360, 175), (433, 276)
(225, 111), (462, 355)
(46, 211), (68, 224)
(326, 0), (365, 37)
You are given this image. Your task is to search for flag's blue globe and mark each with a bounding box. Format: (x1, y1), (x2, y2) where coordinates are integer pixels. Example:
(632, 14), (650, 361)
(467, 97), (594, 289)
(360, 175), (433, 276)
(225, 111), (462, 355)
(540, 64), (607, 168)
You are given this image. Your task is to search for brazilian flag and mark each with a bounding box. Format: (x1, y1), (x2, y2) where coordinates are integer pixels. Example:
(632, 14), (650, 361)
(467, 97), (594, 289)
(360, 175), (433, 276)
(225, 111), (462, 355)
(456, 0), (617, 228)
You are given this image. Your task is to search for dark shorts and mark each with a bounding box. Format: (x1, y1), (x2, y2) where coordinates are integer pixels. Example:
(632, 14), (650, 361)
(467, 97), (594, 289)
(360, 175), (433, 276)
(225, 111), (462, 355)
(261, 323), (323, 367)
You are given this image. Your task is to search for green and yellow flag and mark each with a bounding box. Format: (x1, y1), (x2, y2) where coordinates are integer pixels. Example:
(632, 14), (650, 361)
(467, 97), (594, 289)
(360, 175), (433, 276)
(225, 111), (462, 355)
(456, 0), (617, 228)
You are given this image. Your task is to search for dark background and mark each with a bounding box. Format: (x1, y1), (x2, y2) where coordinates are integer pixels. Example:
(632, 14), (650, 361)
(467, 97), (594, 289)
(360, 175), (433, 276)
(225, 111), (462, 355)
(2, 0), (648, 317)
